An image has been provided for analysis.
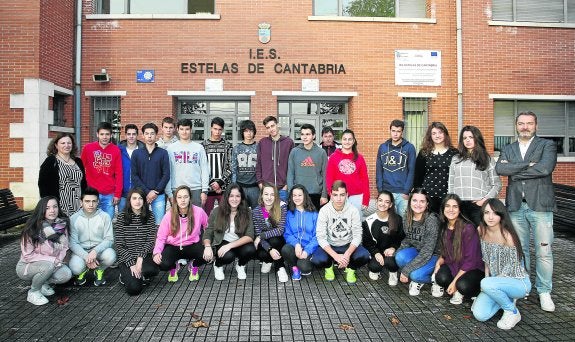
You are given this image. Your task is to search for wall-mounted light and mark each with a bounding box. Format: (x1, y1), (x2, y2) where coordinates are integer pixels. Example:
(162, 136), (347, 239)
(93, 68), (110, 82)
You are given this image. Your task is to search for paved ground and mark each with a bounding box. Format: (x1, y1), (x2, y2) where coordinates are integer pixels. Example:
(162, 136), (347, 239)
(1, 231), (574, 342)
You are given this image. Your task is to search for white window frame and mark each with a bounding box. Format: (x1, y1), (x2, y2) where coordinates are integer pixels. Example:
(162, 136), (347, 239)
(88, 0), (220, 19)
(309, 0), (434, 23)
(490, 0), (575, 28)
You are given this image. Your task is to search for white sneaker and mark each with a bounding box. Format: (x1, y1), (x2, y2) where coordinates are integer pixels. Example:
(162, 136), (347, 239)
(236, 263), (247, 280)
(539, 293), (555, 312)
(27, 290), (49, 306)
(409, 281), (424, 296)
(177, 259), (187, 266)
(368, 271), (380, 281)
(431, 283), (444, 298)
(277, 267), (289, 283)
(213, 264), (225, 281)
(40, 283), (55, 297)
(388, 272), (398, 286)
(450, 291), (464, 305)
(497, 309), (521, 330)
(261, 262), (273, 274)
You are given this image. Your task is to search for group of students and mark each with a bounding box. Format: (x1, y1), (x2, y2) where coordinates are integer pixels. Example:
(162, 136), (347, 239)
(18, 111), (555, 332)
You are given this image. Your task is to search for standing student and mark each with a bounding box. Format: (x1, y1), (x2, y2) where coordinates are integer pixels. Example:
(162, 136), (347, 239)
(131, 123), (170, 225)
(472, 199), (531, 330)
(153, 185), (209, 282)
(320, 126), (341, 157)
(118, 124), (145, 211)
(256, 116), (294, 202)
(202, 184), (256, 280)
(115, 188), (159, 295)
(431, 194), (484, 305)
(413, 122), (458, 213)
(16, 197), (72, 305)
(325, 129), (370, 218)
(362, 191), (405, 286)
(252, 183), (288, 282)
(448, 126), (502, 226)
(231, 120), (259, 208)
(281, 184), (319, 280)
(495, 111), (557, 312)
(395, 188), (440, 296)
(38, 133), (87, 217)
(376, 119), (416, 216)
(80, 122), (123, 219)
(287, 123), (328, 210)
(156, 116), (179, 149)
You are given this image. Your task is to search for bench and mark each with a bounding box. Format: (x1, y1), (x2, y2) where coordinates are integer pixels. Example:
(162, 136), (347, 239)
(0, 188), (31, 233)
(554, 183), (575, 232)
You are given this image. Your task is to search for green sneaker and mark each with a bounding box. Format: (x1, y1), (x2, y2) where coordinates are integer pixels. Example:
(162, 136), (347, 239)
(94, 269), (106, 286)
(75, 269), (88, 286)
(168, 266), (179, 282)
(345, 268), (357, 284)
(188, 265), (199, 282)
(325, 265), (335, 281)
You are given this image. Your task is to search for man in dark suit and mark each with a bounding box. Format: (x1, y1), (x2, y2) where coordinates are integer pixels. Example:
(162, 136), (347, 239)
(496, 111), (557, 312)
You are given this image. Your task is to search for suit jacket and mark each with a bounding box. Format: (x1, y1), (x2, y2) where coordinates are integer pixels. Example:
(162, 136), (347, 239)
(495, 136), (557, 212)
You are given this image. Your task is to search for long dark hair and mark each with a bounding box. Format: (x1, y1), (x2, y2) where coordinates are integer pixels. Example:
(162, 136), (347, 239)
(439, 194), (471, 262)
(405, 187), (431, 230)
(478, 198), (525, 262)
(456, 126), (490, 171)
(376, 190), (401, 234)
(21, 196), (69, 248)
(170, 185), (196, 236)
(214, 184), (251, 235)
(420, 122), (453, 156)
(47, 133), (79, 157)
(341, 129), (359, 161)
(122, 188), (151, 225)
(288, 184), (316, 212)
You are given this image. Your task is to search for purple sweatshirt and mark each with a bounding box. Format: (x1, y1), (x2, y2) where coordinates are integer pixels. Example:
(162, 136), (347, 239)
(442, 223), (484, 276)
(256, 135), (294, 189)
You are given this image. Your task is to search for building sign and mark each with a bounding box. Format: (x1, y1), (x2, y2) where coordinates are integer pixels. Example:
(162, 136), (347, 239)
(136, 70), (155, 83)
(395, 50), (441, 86)
(258, 23), (271, 44)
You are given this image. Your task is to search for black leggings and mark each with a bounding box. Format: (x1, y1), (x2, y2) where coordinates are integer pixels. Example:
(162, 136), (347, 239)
(461, 200), (483, 227)
(215, 240), (256, 267)
(435, 264), (485, 298)
(256, 236), (286, 271)
(158, 243), (206, 271)
(367, 256), (400, 273)
(281, 244), (314, 275)
(119, 254), (159, 296)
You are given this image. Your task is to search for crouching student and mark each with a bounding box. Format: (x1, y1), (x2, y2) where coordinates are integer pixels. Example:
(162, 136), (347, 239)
(472, 199), (531, 330)
(253, 183), (289, 282)
(115, 188), (159, 295)
(69, 187), (116, 286)
(362, 191), (405, 286)
(153, 185), (209, 282)
(202, 184), (256, 280)
(395, 188), (440, 296)
(311, 181), (369, 284)
(281, 184), (319, 280)
(16, 197), (72, 305)
(431, 194), (484, 304)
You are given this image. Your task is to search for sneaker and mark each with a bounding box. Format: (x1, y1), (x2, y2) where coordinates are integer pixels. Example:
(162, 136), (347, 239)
(27, 290), (48, 306)
(431, 283), (444, 298)
(324, 265), (335, 281)
(235, 263), (247, 280)
(74, 269), (88, 286)
(450, 291), (464, 305)
(94, 269), (106, 286)
(409, 281), (424, 296)
(118, 274), (125, 285)
(277, 267), (289, 283)
(167, 263), (180, 282)
(177, 259), (187, 266)
(368, 271), (380, 281)
(497, 309), (521, 330)
(345, 268), (357, 284)
(261, 262), (273, 274)
(188, 264), (200, 282)
(213, 264), (225, 281)
(388, 272), (398, 286)
(40, 283), (55, 297)
(539, 293), (555, 312)
(291, 266), (302, 281)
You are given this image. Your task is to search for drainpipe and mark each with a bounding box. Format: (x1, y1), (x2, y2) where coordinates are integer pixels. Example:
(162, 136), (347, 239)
(456, 0), (463, 131)
(74, 0), (82, 144)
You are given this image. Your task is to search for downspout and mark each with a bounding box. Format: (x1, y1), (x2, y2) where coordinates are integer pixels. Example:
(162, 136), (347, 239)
(74, 0), (82, 143)
(456, 0), (463, 132)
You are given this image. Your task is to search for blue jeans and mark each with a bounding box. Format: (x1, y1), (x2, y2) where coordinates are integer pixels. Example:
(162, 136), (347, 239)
(472, 276), (531, 322)
(395, 247), (438, 283)
(311, 244), (370, 270)
(118, 196), (127, 212)
(99, 194), (116, 219)
(118, 194), (165, 225)
(242, 186), (260, 209)
(510, 202), (554, 294)
(278, 189), (288, 203)
(393, 193), (408, 217)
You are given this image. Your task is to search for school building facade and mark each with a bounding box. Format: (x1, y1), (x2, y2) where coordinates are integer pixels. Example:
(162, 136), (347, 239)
(1, 0), (574, 209)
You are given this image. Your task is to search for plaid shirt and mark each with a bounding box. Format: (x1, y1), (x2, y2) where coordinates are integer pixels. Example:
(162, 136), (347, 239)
(448, 156), (502, 201)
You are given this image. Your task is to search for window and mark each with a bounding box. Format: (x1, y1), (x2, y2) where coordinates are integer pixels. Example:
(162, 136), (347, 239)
(494, 100), (575, 156)
(313, 0), (426, 18)
(278, 100), (348, 144)
(178, 100), (250, 145)
(52, 94), (67, 127)
(97, 0), (215, 14)
(403, 97), (429, 150)
(492, 0), (574, 23)
(92, 96), (121, 142)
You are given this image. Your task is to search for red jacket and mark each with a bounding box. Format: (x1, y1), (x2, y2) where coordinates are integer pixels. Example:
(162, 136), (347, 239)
(81, 141), (123, 197)
(326, 149), (370, 206)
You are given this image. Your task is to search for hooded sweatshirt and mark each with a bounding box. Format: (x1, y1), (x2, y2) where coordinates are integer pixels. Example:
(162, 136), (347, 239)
(325, 149), (370, 206)
(376, 138), (416, 195)
(81, 141), (123, 198)
(256, 135), (294, 189)
(284, 209), (319, 255)
(153, 206), (208, 254)
(287, 143), (328, 197)
(69, 208), (114, 258)
(316, 200), (362, 248)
